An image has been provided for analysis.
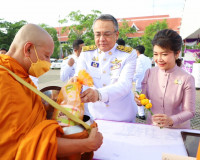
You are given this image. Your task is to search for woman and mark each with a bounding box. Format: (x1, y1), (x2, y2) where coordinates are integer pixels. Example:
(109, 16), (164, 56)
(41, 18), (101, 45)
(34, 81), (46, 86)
(135, 29), (196, 129)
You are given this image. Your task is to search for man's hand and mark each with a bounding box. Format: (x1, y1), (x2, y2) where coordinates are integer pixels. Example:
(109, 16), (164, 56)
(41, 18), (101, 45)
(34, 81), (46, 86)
(85, 128), (103, 152)
(68, 76), (78, 83)
(152, 114), (173, 128)
(80, 88), (99, 103)
(68, 58), (75, 66)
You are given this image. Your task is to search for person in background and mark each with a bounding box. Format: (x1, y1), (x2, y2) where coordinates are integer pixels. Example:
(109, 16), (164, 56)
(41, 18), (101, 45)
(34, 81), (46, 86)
(74, 14), (138, 122)
(133, 45), (151, 120)
(116, 38), (125, 46)
(135, 29), (195, 129)
(60, 39), (84, 82)
(0, 24), (102, 159)
(29, 75), (39, 89)
(0, 48), (7, 54)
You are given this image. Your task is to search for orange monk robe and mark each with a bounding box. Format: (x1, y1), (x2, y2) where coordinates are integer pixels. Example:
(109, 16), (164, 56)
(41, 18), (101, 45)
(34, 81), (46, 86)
(197, 142), (200, 160)
(0, 54), (63, 160)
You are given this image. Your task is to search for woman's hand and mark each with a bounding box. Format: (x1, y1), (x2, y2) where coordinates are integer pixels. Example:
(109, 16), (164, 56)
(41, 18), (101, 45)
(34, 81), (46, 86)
(152, 114), (173, 128)
(134, 93), (142, 106)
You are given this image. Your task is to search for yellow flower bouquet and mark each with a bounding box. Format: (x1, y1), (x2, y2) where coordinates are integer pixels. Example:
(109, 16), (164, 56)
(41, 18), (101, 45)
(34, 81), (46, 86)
(136, 91), (153, 116)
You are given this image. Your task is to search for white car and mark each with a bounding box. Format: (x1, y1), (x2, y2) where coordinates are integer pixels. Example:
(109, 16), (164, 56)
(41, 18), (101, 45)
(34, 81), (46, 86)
(50, 59), (63, 69)
(50, 58), (56, 63)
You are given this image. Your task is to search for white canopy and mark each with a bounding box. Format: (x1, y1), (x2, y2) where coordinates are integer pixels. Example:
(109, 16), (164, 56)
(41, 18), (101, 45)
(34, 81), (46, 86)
(180, 0), (200, 40)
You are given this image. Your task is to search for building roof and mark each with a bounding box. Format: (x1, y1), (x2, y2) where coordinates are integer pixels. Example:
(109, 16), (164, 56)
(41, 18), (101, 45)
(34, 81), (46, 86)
(117, 15), (181, 37)
(55, 26), (70, 42)
(55, 15), (182, 42)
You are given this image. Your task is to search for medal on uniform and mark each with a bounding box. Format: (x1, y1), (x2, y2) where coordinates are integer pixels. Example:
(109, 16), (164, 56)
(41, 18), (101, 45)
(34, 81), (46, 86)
(91, 62), (99, 68)
(91, 56), (99, 68)
(110, 58), (122, 70)
(92, 56), (99, 61)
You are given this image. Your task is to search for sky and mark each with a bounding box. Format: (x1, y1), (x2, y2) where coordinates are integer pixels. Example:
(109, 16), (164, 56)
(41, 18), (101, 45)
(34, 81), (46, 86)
(1, 0), (186, 27)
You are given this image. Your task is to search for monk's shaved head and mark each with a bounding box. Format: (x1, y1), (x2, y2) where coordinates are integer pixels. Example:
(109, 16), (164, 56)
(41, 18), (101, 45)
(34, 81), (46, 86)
(7, 23), (54, 72)
(12, 24), (53, 48)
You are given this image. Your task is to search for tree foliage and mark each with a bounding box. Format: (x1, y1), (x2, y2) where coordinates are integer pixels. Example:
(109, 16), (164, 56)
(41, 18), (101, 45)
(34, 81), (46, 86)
(141, 20), (168, 57)
(59, 10), (101, 55)
(39, 24), (60, 58)
(0, 20), (60, 58)
(0, 19), (27, 50)
(118, 19), (137, 48)
(59, 10), (137, 55)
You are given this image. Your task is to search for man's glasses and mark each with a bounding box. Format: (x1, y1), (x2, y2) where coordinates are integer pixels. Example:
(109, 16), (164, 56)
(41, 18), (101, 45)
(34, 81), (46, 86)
(94, 31), (117, 38)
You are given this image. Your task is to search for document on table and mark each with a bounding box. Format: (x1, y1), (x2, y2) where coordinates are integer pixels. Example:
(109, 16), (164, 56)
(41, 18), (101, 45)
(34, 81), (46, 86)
(94, 120), (199, 160)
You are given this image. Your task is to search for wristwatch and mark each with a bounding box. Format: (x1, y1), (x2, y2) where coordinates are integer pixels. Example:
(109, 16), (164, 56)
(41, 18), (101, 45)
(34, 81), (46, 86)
(96, 89), (102, 101)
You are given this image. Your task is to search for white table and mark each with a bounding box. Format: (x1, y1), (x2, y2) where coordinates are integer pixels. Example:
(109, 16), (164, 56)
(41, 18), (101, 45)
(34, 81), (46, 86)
(93, 120), (200, 160)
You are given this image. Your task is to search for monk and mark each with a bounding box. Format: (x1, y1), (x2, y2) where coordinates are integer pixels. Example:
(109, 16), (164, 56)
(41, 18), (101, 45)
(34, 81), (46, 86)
(0, 24), (103, 159)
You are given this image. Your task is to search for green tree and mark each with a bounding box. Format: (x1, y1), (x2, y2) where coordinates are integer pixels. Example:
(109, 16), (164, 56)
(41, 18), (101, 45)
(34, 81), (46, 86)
(59, 10), (101, 55)
(59, 10), (138, 55)
(141, 20), (168, 57)
(0, 19), (27, 50)
(39, 24), (60, 58)
(118, 19), (137, 48)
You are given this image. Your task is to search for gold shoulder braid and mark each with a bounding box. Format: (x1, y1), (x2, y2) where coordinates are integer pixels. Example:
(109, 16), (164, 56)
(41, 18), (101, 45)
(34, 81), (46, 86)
(116, 45), (133, 53)
(82, 45), (97, 52)
(63, 56), (68, 60)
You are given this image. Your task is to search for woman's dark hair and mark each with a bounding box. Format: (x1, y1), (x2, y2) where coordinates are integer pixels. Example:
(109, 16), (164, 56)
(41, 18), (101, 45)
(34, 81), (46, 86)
(152, 29), (182, 67)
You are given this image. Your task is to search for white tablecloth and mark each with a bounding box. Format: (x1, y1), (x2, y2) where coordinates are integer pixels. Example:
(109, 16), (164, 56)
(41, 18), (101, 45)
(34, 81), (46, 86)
(93, 120), (200, 160)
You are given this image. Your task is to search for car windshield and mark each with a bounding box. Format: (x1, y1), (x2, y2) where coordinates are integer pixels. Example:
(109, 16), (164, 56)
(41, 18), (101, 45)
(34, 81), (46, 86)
(57, 59), (63, 63)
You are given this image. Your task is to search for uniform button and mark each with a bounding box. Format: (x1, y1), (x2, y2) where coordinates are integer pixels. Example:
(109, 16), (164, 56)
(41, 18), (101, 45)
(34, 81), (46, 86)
(106, 105), (109, 107)
(98, 50), (102, 54)
(162, 86), (165, 88)
(103, 58), (106, 61)
(108, 52), (112, 55)
(165, 74), (167, 76)
(103, 84), (106, 86)
(103, 71), (106, 74)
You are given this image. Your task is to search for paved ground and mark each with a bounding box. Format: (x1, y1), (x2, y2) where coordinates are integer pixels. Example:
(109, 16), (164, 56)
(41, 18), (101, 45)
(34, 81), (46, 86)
(38, 69), (200, 130)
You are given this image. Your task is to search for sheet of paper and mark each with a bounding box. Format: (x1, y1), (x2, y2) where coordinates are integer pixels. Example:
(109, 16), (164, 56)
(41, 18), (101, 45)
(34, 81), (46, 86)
(94, 120), (200, 160)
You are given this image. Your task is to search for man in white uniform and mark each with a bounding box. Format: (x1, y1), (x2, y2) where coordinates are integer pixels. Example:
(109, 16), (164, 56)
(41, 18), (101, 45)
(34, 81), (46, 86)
(75, 14), (137, 122)
(60, 39), (84, 82)
(133, 45), (151, 120)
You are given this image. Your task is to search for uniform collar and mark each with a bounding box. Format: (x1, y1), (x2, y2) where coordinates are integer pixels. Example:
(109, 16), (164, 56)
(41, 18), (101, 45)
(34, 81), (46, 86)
(97, 44), (117, 55)
(72, 53), (78, 59)
(160, 64), (178, 73)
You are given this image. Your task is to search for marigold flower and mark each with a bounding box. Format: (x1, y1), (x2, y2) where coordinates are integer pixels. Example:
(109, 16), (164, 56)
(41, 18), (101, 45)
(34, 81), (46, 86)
(137, 93), (154, 116)
(139, 94), (146, 100)
(145, 103), (152, 109)
(140, 99), (149, 106)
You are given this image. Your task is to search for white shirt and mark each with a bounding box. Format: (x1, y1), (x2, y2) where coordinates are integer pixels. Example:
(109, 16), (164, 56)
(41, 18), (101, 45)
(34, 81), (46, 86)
(133, 54), (151, 91)
(75, 44), (137, 122)
(29, 75), (39, 89)
(60, 54), (78, 82)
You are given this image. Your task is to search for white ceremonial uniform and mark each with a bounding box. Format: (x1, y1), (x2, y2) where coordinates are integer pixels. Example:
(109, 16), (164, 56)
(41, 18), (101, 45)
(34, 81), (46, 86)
(60, 54), (78, 82)
(133, 54), (151, 116)
(75, 44), (138, 122)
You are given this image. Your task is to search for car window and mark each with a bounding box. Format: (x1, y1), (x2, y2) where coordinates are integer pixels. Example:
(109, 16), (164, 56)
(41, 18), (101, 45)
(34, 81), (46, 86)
(57, 60), (63, 63)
